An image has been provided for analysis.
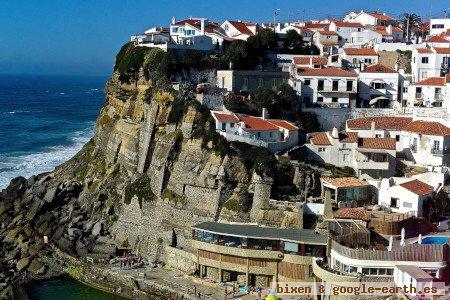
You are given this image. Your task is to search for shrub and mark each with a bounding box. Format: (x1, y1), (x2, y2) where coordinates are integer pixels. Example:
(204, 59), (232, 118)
(124, 175), (155, 208)
(222, 198), (240, 211)
(66, 266), (84, 280)
(114, 42), (151, 75)
(153, 91), (175, 104)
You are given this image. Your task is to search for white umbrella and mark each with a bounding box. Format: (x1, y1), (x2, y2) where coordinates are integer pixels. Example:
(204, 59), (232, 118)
(369, 96), (389, 106)
(400, 228), (406, 246)
(418, 234), (423, 244)
(388, 236), (393, 251)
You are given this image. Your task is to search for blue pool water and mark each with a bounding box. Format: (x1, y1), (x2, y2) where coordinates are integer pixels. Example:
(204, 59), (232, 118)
(420, 236), (450, 245)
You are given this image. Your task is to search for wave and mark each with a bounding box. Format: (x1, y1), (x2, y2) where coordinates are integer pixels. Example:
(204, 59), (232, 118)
(0, 126), (94, 189)
(2, 110), (33, 115)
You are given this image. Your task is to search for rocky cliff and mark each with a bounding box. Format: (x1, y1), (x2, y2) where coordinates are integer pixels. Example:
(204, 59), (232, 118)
(0, 67), (323, 297)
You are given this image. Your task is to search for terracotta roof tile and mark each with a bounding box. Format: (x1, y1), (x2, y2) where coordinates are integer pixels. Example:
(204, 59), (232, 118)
(228, 21), (254, 36)
(417, 48), (433, 54)
(346, 116), (413, 130)
(405, 120), (450, 136)
(323, 177), (369, 188)
(400, 179), (434, 196)
(367, 12), (395, 21)
(361, 63), (397, 73)
(343, 48), (378, 56)
(268, 120), (299, 131)
(332, 21), (363, 28)
(236, 114), (279, 131)
(333, 207), (370, 220)
(427, 35), (449, 43)
(212, 112), (240, 123)
(358, 137), (396, 150)
(318, 30), (338, 35)
(338, 132), (358, 143)
(304, 23), (329, 29)
(434, 47), (450, 54)
(309, 132), (331, 145)
(413, 77), (446, 86)
(297, 67), (357, 77)
(293, 56), (328, 66)
(320, 41), (339, 45)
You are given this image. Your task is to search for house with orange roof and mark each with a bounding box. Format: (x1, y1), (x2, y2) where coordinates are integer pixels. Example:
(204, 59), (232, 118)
(425, 35), (450, 48)
(406, 76), (449, 108)
(357, 63), (402, 106)
(430, 18), (450, 36)
(321, 177), (371, 205)
(346, 116), (450, 168)
(328, 20), (364, 46)
(411, 47), (450, 82)
(312, 30), (339, 56)
(349, 28), (384, 47)
(340, 48), (379, 70)
(131, 27), (171, 46)
(210, 110), (298, 153)
(221, 20), (258, 41)
(216, 69), (289, 94)
(290, 66), (357, 108)
(306, 127), (397, 179)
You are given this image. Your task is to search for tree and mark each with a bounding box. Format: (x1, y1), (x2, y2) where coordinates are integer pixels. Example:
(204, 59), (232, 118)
(224, 95), (250, 114)
(401, 13), (422, 40)
(283, 30), (304, 53)
(258, 28), (279, 52)
(221, 40), (255, 70)
(249, 87), (276, 115)
(143, 48), (177, 83)
(272, 83), (299, 120)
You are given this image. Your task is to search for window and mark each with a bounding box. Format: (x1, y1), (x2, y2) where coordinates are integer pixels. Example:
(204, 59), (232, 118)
(364, 58), (372, 63)
(396, 135), (400, 142)
(224, 24), (229, 31)
(269, 132), (273, 138)
(332, 97), (338, 102)
(390, 198), (399, 208)
(431, 24), (445, 29)
(332, 80), (339, 91)
(242, 77), (248, 87)
(346, 80), (353, 91)
(435, 87), (442, 95)
(421, 57), (429, 64)
(371, 82), (386, 89)
(403, 202), (412, 208)
(318, 80), (324, 90)
(258, 77), (263, 87)
(221, 77), (225, 88)
(272, 78), (277, 89)
(433, 140), (440, 150)
(386, 269), (393, 276)
(375, 134), (381, 138)
(257, 132), (261, 138)
(343, 154), (350, 161)
(304, 79), (311, 86)
(342, 143), (347, 149)
(230, 123), (235, 128)
(221, 123), (226, 131)
(317, 96), (323, 102)
(318, 147), (326, 152)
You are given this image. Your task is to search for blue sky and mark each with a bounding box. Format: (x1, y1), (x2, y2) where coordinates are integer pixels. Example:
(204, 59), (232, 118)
(1, 0), (448, 76)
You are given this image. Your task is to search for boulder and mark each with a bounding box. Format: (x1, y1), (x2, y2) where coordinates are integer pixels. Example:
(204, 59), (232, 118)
(68, 228), (82, 239)
(26, 199), (43, 221)
(16, 257), (30, 272)
(4, 228), (19, 243)
(92, 243), (117, 256)
(28, 259), (45, 275)
(91, 222), (103, 236)
(43, 186), (59, 203)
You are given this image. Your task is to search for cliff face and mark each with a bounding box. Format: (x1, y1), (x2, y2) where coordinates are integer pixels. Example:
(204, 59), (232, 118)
(0, 70), (322, 293)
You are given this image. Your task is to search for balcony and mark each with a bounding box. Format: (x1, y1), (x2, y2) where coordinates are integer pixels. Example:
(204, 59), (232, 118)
(312, 258), (361, 283)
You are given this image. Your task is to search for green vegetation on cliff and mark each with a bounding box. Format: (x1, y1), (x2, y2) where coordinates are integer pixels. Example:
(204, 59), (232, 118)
(124, 175), (155, 208)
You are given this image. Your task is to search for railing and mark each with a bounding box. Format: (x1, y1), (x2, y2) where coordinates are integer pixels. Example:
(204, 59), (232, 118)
(368, 210), (416, 221)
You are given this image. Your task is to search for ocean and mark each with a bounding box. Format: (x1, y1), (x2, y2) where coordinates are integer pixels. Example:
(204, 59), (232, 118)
(0, 74), (107, 189)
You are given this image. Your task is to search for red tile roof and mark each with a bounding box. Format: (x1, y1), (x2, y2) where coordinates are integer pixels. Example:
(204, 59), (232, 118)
(236, 114), (279, 131)
(400, 179), (434, 196)
(346, 116), (413, 130)
(427, 35), (449, 43)
(413, 77), (446, 86)
(338, 132), (358, 143)
(323, 177), (369, 188)
(434, 47), (450, 54)
(320, 41), (339, 45)
(305, 23), (329, 29)
(343, 48), (378, 56)
(318, 30), (338, 35)
(293, 56), (328, 66)
(332, 21), (363, 28)
(333, 207), (370, 220)
(405, 120), (450, 136)
(212, 112), (240, 123)
(367, 12), (395, 21)
(228, 21), (254, 36)
(297, 67), (357, 77)
(416, 48), (433, 54)
(309, 132), (331, 145)
(268, 120), (299, 131)
(358, 137), (396, 150)
(361, 63), (397, 73)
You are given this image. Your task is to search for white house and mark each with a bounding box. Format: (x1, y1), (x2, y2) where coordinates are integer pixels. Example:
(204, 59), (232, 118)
(221, 20), (257, 40)
(210, 110), (299, 153)
(290, 66), (357, 107)
(393, 265), (435, 298)
(357, 63), (401, 107)
(346, 116), (450, 168)
(430, 18), (450, 36)
(216, 70), (289, 93)
(411, 47), (450, 82)
(343, 11), (396, 27)
(131, 27), (171, 46)
(340, 48), (379, 70)
(350, 28), (383, 47)
(328, 21), (364, 46)
(425, 35), (450, 48)
(406, 76), (448, 108)
(306, 127), (397, 179)
(312, 30), (339, 56)
(374, 25), (403, 42)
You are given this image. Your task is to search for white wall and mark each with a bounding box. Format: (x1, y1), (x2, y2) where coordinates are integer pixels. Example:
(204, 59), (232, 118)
(430, 19), (450, 36)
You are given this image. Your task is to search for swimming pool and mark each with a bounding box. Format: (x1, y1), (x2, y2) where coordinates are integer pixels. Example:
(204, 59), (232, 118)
(420, 236), (450, 245)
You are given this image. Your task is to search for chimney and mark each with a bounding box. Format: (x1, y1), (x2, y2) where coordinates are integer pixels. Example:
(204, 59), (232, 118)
(370, 121), (376, 137)
(262, 108), (269, 120)
(309, 57), (313, 68)
(387, 25), (392, 35)
(201, 18), (206, 35)
(331, 127), (339, 139)
(171, 17), (176, 25)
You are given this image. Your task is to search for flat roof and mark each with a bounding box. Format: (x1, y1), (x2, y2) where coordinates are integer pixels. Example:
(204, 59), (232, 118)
(395, 265), (434, 280)
(193, 222), (327, 245)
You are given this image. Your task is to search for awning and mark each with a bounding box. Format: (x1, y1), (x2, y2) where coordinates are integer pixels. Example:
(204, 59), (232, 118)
(369, 96), (389, 105)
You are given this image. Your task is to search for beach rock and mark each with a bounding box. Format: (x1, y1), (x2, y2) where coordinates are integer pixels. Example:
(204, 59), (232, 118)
(16, 258), (30, 272)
